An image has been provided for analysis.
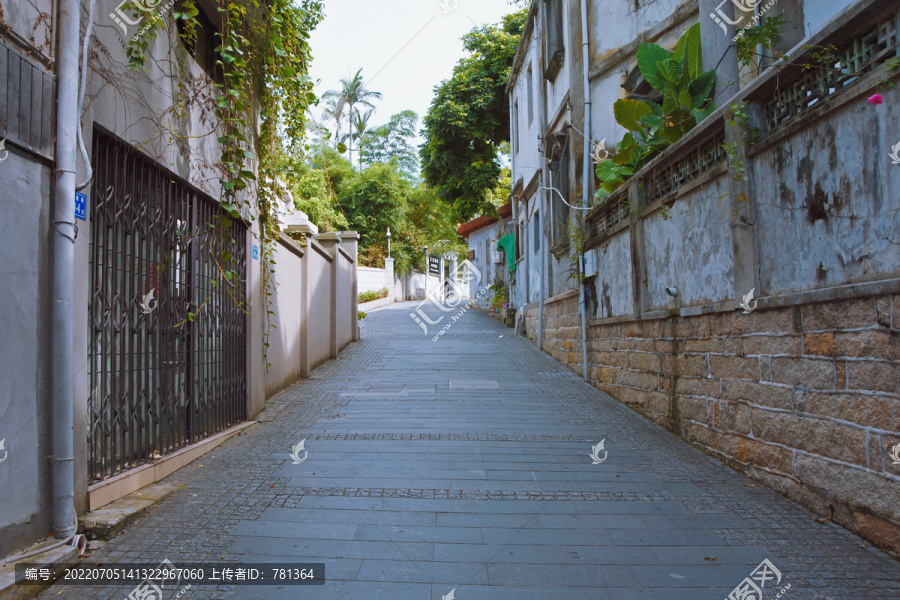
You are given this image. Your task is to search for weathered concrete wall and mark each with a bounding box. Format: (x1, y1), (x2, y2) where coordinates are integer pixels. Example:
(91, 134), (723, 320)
(587, 230), (633, 319)
(0, 0), (57, 552)
(754, 103), (900, 293)
(0, 148), (53, 553)
(644, 175), (734, 310)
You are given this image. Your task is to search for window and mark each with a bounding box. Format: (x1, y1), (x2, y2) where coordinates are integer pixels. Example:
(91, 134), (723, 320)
(177, 4), (224, 84)
(514, 102), (520, 152)
(543, 0), (565, 80)
(622, 65), (664, 105)
(548, 132), (570, 246)
(533, 212), (540, 253)
(527, 65), (534, 124)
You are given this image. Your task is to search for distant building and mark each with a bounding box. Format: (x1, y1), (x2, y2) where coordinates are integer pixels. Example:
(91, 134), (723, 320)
(458, 204), (513, 308)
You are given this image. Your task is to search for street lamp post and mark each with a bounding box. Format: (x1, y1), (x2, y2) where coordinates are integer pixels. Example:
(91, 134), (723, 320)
(387, 228), (391, 258)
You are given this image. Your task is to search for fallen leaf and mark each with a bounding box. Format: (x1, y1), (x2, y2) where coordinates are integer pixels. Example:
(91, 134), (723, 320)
(704, 557), (718, 561)
(746, 484), (756, 488)
(813, 517), (829, 524)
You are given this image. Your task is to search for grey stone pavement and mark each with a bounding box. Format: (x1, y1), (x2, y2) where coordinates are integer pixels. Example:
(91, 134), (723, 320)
(38, 302), (899, 599)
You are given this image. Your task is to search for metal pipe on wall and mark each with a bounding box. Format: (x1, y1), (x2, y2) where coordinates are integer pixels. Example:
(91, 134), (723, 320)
(537, 19), (548, 353)
(51, 0), (80, 538)
(579, 0), (591, 381)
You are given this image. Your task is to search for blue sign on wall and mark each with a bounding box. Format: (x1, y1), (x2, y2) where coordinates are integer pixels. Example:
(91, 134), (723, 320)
(74, 192), (87, 220)
(252, 244), (259, 260)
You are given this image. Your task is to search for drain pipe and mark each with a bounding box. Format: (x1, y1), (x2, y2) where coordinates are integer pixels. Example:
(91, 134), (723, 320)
(578, 0), (591, 381)
(51, 0), (80, 539)
(537, 77), (548, 353)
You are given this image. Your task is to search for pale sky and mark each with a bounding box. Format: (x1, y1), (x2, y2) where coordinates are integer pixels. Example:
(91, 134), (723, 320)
(307, 0), (520, 150)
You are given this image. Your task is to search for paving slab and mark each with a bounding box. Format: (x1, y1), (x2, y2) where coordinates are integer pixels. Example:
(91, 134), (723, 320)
(34, 301), (900, 599)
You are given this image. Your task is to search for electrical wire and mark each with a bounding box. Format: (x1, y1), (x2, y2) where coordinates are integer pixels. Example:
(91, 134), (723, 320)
(539, 186), (593, 211)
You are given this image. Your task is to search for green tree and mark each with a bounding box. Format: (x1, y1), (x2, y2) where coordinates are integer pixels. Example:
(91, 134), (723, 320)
(338, 162), (409, 241)
(323, 68), (382, 169)
(276, 147), (350, 232)
(360, 110), (420, 177)
(290, 169), (350, 232)
(420, 8), (527, 222)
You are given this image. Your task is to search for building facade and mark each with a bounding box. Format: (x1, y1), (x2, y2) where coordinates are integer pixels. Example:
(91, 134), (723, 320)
(508, 0), (900, 554)
(459, 204), (513, 309)
(0, 0), (357, 558)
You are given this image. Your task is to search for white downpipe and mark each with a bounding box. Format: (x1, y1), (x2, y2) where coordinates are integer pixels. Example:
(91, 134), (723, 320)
(537, 28), (548, 352)
(579, 0), (591, 381)
(75, 0), (96, 191)
(51, 0), (80, 539)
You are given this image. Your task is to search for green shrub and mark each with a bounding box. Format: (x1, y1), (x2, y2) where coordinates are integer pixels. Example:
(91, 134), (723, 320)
(358, 287), (389, 303)
(596, 23), (717, 200)
(357, 311), (368, 320)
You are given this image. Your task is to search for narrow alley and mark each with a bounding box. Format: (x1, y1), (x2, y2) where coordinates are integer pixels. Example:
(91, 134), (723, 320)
(36, 303), (899, 599)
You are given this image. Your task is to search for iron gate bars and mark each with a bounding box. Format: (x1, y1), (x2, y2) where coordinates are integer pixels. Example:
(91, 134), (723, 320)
(88, 130), (247, 483)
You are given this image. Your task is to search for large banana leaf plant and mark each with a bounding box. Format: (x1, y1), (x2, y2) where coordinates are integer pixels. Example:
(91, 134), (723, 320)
(596, 23), (717, 200)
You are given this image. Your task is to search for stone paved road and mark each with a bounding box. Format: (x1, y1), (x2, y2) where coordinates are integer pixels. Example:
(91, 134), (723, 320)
(39, 302), (899, 599)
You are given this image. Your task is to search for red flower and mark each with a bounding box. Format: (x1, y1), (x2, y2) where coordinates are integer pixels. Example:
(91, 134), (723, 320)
(868, 94), (884, 105)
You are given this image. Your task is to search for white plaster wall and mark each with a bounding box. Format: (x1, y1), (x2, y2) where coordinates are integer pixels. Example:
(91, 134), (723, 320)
(306, 243), (334, 371)
(527, 198), (543, 305)
(358, 266), (390, 294)
(264, 240), (306, 398)
(335, 250), (354, 352)
(512, 27), (542, 193)
(589, 0), (685, 57)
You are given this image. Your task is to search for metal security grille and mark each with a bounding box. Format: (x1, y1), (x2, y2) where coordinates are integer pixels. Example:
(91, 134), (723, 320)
(88, 130), (247, 483)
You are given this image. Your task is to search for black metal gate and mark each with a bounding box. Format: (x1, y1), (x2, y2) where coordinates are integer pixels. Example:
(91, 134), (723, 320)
(88, 130), (247, 483)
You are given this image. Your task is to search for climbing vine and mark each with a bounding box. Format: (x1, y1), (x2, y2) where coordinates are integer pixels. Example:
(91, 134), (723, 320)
(122, 0), (324, 366)
(563, 217), (587, 284)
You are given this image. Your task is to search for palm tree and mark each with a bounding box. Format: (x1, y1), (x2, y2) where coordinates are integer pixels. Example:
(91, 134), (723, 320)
(352, 109), (374, 169)
(321, 96), (345, 152)
(324, 68), (382, 168)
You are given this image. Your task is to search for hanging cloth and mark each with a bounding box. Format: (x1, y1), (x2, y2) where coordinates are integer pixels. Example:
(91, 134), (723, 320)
(496, 234), (516, 273)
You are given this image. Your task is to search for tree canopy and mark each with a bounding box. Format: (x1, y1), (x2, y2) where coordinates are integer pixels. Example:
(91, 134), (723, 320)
(360, 110), (420, 178)
(419, 8), (528, 222)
